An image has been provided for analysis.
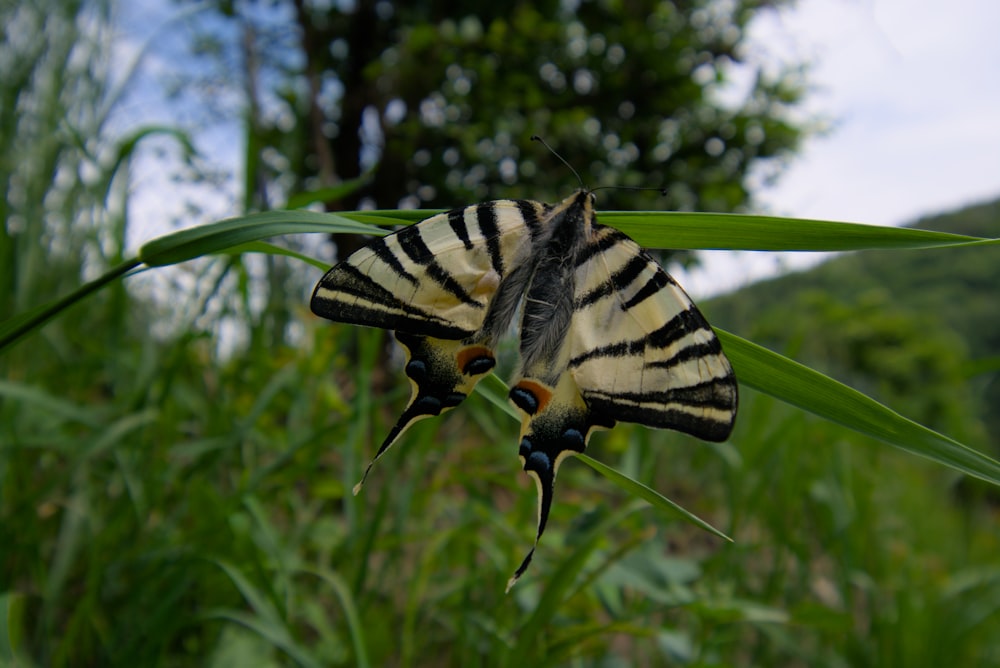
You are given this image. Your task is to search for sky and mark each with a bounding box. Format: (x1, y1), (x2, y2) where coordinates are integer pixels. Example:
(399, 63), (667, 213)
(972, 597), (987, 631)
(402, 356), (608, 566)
(680, 0), (1000, 296)
(122, 0), (1000, 298)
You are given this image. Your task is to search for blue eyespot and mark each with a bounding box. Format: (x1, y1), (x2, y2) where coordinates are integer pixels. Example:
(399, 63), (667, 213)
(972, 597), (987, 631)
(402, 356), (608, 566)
(443, 392), (466, 408)
(413, 396), (442, 414)
(528, 451), (551, 472)
(463, 356), (496, 375)
(562, 428), (585, 449)
(509, 387), (539, 414)
(405, 359), (427, 381)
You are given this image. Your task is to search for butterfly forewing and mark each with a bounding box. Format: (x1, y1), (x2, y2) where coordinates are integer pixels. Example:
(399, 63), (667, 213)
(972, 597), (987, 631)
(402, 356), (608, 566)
(310, 200), (546, 338)
(569, 225), (737, 441)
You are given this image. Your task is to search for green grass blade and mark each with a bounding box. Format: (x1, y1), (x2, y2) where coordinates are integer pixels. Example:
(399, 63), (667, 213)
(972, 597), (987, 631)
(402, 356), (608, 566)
(0, 593), (30, 666)
(209, 561), (322, 668)
(473, 373), (519, 420)
(138, 210), (385, 267)
(575, 454), (731, 541)
(204, 610), (320, 668)
(300, 568), (370, 668)
(603, 211), (990, 251)
(718, 329), (1000, 486)
(285, 171), (373, 209)
(0, 381), (105, 428)
(506, 502), (645, 666)
(221, 241), (331, 271)
(338, 209), (992, 251)
(0, 259), (141, 353)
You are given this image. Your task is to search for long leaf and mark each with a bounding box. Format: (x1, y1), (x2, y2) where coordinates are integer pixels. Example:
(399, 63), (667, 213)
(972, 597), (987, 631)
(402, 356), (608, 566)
(0, 259), (141, 353)
(338, 209), (992, 251)
(603, 211), (990, 251)
(718, 329), (1000, 486)
(285, 171), (373, 209)
(138, 210), (384, 267)
(576, 454), (731, 541)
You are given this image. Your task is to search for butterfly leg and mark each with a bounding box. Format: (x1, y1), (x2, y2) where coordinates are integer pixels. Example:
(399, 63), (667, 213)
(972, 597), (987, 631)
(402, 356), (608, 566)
(352, 331), (496, 495)
(505, 373), (613, 591)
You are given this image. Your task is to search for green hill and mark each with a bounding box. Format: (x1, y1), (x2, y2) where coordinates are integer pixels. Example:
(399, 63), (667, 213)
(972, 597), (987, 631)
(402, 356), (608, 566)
(706, 196), (1000, 451)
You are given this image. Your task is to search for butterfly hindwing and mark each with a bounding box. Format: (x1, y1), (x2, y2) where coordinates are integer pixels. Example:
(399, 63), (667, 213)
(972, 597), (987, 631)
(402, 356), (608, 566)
(313, 199), (548, 493)
(351, 332), (497, 494)
(506, 372), (614, 591)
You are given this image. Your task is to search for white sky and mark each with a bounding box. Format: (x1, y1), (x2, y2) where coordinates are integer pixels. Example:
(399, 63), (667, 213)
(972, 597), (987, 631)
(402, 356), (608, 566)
(122, 0), (1000, 298)
(682, 0), (1000, 296)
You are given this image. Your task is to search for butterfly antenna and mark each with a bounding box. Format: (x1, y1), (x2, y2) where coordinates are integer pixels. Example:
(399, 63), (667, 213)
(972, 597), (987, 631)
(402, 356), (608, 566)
(530, 135), (585, 189)
(592, 184), (669, 197)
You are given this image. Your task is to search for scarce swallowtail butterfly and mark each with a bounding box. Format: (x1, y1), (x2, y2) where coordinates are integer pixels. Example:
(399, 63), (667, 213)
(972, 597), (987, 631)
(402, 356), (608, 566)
(311, 187), (737, 590)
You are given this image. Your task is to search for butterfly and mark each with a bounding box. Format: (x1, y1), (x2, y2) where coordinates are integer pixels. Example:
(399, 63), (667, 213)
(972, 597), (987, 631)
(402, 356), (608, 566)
(310, 189), (737, 590)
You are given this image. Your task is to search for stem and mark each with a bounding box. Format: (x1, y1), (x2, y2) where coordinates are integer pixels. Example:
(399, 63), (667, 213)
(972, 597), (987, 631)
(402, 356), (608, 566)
(0, 258), (143, 352)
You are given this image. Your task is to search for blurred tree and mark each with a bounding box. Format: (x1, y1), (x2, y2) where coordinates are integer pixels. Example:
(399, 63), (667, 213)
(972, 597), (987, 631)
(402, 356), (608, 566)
(178, 0), (809, 215)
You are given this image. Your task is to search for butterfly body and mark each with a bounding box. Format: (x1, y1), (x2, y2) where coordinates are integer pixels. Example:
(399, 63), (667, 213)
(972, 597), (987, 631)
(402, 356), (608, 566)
(311, 190), (737, 588)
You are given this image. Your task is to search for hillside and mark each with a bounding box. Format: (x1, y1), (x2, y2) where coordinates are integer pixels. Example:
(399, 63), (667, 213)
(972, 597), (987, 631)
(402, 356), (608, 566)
(706, 195), (1000, 451)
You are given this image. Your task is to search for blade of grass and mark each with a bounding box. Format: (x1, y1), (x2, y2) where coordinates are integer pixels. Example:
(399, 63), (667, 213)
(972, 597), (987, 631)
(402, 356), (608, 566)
(301, 568), (370, 668)
(341, 209), (994, 251)
(0, 593), (28, 665)
(222, 241), (331, 271)
(718, 329), (1000, 486)
(138, 210), (385, 267)
(0, 259), (140, 353)
(8, 209), (993, 354)
(285, 170), (373, 209)
(505, 502), (646, 667)
(208, 561), (321, 668)
(575, 454), (731, 541)
(603, 211), (992, 251)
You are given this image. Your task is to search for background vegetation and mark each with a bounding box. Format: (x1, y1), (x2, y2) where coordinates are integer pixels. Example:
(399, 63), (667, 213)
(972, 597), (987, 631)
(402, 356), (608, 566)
(2, 0), (999, 666)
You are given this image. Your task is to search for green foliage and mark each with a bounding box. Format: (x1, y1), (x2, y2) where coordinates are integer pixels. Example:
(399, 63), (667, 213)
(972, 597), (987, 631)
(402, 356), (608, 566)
(4, 1), (1000, 665)
(4, 195), (1000, 665)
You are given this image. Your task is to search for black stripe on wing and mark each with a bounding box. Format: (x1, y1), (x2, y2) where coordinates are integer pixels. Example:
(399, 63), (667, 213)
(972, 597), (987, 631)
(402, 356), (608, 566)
(396, 226), (482, 308)
(645, 340), (725, 369)
(585, 385), (736, 441)
(369, 237), (419, 285)
(476, 203), (505, 275)
(513, 199), (548, 243)
(573, 225), (627, 267)
(621, 269), (673, 310)
(310, 264), (473, 339)
(575, 253), (650, 309)
(567, 307), (711, 368)
(447, 208), (474, 250)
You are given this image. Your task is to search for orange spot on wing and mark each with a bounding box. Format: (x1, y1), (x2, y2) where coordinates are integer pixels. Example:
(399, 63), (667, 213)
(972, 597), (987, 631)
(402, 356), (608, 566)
(512, 379), (554, 414)
(456, 345), (494, 375)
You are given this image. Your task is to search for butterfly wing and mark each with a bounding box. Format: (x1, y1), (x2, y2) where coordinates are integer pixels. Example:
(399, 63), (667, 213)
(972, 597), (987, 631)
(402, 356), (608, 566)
(569, 225), (737, 440)
(310, 200), (546, 339)
(350, 332), (497, 494)
(311, 200), (548, 492)
(505, 221), (737, 590)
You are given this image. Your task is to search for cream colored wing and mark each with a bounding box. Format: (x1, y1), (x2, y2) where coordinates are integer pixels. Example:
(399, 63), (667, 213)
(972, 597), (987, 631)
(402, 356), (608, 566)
(310, 199), (547, 339)
(569, 225), (737, 441)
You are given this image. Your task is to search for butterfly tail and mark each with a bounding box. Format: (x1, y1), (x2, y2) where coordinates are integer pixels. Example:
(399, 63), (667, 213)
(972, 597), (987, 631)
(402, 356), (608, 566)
(353, 331), (496, 495)
(505, 374), (611, 590)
